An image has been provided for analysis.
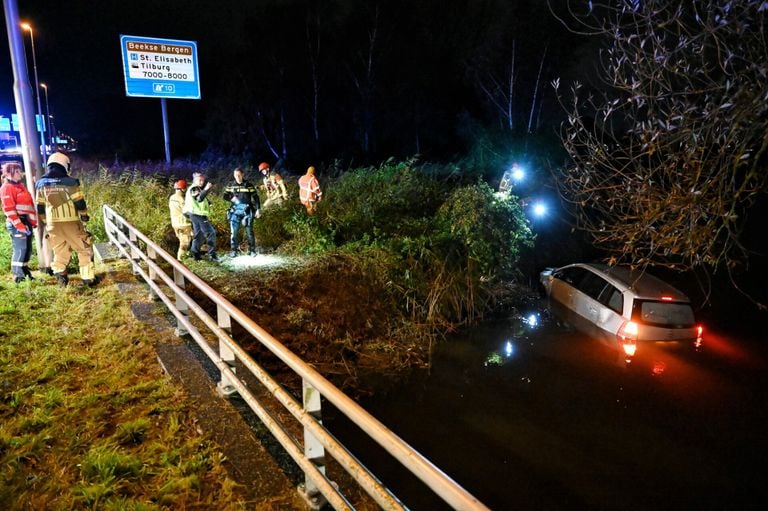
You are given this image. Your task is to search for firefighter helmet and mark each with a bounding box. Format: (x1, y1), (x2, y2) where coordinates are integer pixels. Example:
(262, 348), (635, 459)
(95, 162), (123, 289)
(174, 179), (187, 190)
(47, 152), (70, 171)
(258, 162), (270, 174)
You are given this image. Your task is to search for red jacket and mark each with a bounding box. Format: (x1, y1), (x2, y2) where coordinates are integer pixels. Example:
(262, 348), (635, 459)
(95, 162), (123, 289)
(1, 179), (37, 231)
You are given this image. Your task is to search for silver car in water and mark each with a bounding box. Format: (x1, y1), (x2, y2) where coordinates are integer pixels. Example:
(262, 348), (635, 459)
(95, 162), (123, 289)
(540, 263), (703, 357)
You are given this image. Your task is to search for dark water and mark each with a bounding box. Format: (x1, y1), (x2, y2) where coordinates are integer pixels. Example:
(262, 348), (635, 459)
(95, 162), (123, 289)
(325, 304), (768, 510)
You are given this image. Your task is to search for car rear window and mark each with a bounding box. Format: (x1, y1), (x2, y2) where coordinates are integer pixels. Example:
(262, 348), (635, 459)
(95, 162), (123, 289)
(633, 300), (695, 327)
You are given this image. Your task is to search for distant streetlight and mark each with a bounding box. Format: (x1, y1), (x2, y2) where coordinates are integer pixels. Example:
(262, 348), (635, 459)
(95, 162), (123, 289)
(40, 82), (53, 148)
(21, 22), (47, 163)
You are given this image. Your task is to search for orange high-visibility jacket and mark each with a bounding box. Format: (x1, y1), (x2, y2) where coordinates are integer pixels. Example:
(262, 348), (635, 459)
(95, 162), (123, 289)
(298, 174), (322, 203)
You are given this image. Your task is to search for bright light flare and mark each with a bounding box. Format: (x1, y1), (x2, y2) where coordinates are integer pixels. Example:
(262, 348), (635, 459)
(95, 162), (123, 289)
(504, 341), (514, 357)
(695, 325), (704, 351)
(622, 341), (637, 357)
(511, 166), (525, 182)
(523, 313), (539, 328)
(531, 201), (547, 218)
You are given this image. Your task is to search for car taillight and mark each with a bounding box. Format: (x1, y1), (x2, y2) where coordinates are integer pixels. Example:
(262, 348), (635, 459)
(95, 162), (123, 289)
(618, 320), (639, 357)
(619, 321), (639, 339)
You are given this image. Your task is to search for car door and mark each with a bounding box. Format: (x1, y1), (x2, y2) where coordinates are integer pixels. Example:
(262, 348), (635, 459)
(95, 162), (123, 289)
(596, 283), (625, 337)
(549, 267), (583, 312)
(575, 270), (609, 326)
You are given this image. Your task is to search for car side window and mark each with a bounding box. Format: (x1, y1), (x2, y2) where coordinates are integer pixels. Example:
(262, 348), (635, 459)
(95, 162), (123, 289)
(598, 285), (623, 314)
(577, 272), (608, 300)
(554, 267), (583, 286)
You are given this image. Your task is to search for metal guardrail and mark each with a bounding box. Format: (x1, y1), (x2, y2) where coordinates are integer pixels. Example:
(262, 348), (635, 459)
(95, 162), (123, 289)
(102, 204), (491, 511)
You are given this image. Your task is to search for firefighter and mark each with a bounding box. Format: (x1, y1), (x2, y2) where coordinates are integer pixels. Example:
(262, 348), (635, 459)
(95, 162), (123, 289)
(298, 166), (322, 215)
(1, 162), (37, 283)
(168, 179), (193, 259)
(183, 172), (218, 262)
(263, 170), (288, 208)
(35, 152), (99, 287)
(222, 167), (260, 256)
(258, 161), (272, 193)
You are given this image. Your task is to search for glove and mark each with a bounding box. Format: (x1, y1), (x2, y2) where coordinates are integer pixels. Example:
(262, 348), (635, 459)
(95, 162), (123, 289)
(23, 227), (32, 236)
(80, 214), (90, 223)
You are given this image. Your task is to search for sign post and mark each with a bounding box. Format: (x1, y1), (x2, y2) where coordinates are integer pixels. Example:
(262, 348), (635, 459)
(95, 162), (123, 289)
(120, 35), (201, 163)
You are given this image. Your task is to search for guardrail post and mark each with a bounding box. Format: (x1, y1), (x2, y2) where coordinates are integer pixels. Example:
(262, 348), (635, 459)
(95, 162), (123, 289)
(129, 230), (141, 275)
(115, 222), (129, 256)
(173, 266), (189, 336)
(216, 304), (237, 397)
(298, 380), (329, 510)
(147, 246), (159, 300)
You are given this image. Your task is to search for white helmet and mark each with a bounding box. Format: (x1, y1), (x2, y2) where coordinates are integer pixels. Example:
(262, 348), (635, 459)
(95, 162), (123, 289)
(47, 152), (71, 171)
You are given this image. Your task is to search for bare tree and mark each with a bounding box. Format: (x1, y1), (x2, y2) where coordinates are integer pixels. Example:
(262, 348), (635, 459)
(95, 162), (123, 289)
(348, 3), (380, 155)
(552, 0), (768, 304)
(527, 42), (548, 134)
(306, 9), (322, 146)
(471, 40), (517, 130)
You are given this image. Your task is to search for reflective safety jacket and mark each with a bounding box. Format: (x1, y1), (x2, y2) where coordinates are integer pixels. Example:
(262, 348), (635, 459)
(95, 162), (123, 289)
(35, 165), (88, 224)
(184, 184), (212, 217)
(267, 173), (288, 202)
(169, 190), (191, 229)
(299, 174), (322, 203)
(223, 179), (260, 213)
(1, 179), (38, 230)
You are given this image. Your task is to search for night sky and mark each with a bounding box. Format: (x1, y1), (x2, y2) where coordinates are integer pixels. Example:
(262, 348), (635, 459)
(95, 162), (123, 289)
(2, 0), (592, 163)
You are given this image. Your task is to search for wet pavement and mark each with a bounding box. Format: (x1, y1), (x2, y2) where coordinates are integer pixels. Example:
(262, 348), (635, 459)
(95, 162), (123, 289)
(324, 304), (768, 510)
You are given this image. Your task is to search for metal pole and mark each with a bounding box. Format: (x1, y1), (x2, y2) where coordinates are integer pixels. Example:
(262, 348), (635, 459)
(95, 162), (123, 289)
(22, 23), (47, 163)
(161, 98), (171, 164)
(4, 0), (45, 265)
(41, 83), (52, 149)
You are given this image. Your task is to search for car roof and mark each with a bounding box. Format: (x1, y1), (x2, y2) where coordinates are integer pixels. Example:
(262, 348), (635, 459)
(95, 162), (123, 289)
(570, 263), (690, 302)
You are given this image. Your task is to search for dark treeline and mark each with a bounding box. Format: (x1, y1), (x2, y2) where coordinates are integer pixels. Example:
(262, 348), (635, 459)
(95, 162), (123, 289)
(5, 0), (593, 165)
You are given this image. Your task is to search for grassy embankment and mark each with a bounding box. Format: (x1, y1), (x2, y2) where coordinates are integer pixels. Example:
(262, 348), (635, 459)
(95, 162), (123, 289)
(0, 249), (245, 509)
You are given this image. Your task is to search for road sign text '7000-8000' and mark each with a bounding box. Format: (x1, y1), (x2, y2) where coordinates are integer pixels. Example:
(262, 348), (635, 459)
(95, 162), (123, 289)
(120, 35), (201, 99)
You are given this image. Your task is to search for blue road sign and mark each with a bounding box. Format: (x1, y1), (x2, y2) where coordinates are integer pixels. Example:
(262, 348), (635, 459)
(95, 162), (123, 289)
(10, 114), (45, 132)
(120, 35), (201, 99)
